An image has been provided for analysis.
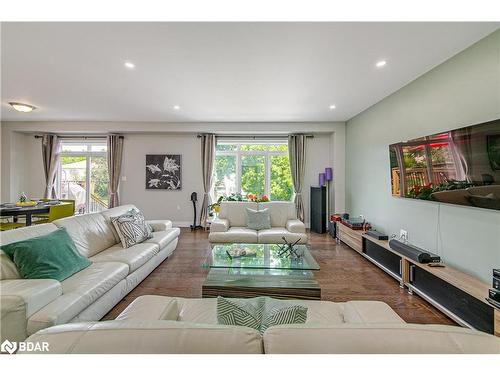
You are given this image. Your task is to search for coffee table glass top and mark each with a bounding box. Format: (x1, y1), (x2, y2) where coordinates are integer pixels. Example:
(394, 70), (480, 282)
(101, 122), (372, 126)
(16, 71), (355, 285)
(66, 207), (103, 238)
(203, 243), (320, 270)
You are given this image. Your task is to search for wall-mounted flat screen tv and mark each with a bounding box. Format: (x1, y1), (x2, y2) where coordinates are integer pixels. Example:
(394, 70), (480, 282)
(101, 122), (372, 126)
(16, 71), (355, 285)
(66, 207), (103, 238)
(389, 119), (500, 211)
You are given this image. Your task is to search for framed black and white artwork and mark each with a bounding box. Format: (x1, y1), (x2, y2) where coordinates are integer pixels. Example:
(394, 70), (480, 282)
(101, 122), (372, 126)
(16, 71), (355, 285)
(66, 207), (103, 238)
(145, 154), (182, 190)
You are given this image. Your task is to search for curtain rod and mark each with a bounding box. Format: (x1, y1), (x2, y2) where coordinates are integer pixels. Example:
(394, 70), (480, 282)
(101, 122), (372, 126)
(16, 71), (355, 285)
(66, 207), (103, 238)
(34, 135), (123, 139)
(196, 134), (314, 139)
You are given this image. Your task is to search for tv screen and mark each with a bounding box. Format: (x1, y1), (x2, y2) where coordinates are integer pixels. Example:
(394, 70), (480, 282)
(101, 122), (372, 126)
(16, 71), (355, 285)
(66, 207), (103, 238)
(389, 119), (500, 211)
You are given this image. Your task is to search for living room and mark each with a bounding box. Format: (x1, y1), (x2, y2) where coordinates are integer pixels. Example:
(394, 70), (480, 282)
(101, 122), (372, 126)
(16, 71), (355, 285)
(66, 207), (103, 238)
(1, 0), (499, 372)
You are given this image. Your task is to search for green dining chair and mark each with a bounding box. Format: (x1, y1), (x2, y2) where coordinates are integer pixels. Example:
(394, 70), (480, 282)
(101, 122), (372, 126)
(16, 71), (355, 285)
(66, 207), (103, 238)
(32, 199), (76, 222)
(33, 202), (75, 224)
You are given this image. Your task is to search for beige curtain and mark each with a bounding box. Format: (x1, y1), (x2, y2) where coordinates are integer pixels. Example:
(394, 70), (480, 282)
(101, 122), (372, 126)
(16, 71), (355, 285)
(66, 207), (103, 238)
(107, 134), (124, 208)
(41, 134), (60, 199)
(200, 134), (216, 227)
(288, 134), (307, 222)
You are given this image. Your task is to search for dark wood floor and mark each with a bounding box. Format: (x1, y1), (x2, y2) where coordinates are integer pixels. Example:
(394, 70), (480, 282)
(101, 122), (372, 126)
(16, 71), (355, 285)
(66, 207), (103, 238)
(103, 229), (455, 325)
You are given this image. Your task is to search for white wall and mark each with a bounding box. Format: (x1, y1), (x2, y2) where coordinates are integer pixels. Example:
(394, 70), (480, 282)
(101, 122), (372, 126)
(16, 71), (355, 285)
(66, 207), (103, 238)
(346, 30), (500, 283)
(1, 122), (345, 227)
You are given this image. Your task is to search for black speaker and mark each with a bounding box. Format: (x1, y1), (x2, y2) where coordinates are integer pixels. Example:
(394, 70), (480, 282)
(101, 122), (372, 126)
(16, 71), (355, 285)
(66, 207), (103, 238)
(190, 192), (201, 231)
(388, 239), (441, 264)
(310, 186), (326, 233)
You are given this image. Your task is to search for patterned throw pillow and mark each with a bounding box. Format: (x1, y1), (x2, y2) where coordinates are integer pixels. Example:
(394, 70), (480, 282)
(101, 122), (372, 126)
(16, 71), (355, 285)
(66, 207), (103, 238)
(260, 297), (308, 334)
(111, 209), (153, 248)
(216, 296), (308, 334)
(216, 296), (265, 331)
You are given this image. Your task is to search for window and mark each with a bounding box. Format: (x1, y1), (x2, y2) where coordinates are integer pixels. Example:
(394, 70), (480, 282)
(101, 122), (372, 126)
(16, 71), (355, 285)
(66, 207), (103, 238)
(214, 141), (293, 201)
(58, 140), (109, 213)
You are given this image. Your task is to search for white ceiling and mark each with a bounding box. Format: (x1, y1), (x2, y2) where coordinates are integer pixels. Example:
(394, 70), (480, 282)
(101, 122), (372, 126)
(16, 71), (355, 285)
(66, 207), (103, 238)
(1, 22), (498, 122)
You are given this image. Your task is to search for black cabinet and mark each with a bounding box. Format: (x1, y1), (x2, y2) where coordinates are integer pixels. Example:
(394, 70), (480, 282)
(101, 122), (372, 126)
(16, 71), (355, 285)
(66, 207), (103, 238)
(363, 237), (402, 278)
(410, 266), (494, 334)
(310, 186), (326, 233)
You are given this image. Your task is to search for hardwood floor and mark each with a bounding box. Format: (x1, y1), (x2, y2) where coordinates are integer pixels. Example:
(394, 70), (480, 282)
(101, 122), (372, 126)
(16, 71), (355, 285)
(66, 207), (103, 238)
(103, 228), (455, 325)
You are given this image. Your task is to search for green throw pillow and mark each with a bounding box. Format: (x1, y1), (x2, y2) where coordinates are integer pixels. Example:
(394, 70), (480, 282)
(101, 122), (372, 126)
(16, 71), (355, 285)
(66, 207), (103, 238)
(216, 296), (308, 334)
(1, 227), (91, 281)
(246, 208), (271, 230)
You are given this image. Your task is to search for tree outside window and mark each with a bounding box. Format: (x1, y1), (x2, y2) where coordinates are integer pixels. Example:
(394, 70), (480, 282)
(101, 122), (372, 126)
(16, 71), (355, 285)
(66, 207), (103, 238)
(214, 141), (293, 201)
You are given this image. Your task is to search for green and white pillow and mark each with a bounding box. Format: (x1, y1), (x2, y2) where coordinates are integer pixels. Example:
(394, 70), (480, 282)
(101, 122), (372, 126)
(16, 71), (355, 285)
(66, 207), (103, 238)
(260, 298), (308, 333)
(216, 296), (308, 334)
(217, 296), (265, 331)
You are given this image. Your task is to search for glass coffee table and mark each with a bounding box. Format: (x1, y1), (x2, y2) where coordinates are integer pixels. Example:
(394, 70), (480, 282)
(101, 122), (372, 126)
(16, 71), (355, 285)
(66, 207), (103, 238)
(202, 243), (321, 300)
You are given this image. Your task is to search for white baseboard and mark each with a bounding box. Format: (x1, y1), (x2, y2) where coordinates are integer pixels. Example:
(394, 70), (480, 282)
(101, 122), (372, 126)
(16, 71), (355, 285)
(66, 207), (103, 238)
(173, 221), (194, 228)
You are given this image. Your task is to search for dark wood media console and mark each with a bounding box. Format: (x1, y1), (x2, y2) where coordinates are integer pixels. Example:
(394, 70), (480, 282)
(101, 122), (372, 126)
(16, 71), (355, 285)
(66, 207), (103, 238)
(336, 221), (499, 337)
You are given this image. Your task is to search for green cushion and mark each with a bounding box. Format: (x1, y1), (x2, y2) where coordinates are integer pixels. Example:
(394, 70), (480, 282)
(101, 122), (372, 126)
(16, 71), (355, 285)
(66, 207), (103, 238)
(216, 296), (308, 334)
(1, 227), (91, 281)
(245, 208), (271, 230)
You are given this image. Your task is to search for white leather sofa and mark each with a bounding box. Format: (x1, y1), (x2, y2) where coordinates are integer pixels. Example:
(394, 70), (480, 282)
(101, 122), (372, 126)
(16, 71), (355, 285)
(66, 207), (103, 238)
(0, 205), (180, 343)
(22, 295), (500, 354)
(209, 201), (307, 244)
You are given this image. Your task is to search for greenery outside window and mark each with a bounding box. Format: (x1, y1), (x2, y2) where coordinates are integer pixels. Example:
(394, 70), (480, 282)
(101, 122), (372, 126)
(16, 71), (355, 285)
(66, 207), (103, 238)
(58, 140), (109, 213)
(214, 141), (293, 201)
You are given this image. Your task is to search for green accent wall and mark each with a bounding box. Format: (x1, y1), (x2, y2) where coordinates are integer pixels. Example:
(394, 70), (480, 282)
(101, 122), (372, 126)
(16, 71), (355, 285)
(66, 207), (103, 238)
(346, 29), (500, 283)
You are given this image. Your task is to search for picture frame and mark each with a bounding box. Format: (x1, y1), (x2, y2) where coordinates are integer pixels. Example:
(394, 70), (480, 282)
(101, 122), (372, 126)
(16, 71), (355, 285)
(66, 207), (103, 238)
(145, 154), (182, 190)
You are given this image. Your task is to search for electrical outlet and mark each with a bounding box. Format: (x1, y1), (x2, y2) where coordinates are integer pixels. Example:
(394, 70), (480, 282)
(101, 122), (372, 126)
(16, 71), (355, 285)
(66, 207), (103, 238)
(400, 229), (408, 242)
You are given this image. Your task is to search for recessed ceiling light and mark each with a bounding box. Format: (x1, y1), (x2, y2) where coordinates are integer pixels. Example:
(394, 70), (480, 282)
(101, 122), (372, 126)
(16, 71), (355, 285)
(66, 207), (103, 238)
(173, 105), (180, 110)
(9, 102), (36, 113)
(124, 61), (135, 69)
(329, 104), (336, 110)
(376, 60), (387, 68)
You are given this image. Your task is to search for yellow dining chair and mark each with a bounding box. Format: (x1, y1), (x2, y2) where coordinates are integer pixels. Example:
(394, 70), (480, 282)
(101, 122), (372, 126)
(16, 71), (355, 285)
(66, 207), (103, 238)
(0, 218), (24, 231)
(33, 202), (75, 224)
(32, 199), (75, 222)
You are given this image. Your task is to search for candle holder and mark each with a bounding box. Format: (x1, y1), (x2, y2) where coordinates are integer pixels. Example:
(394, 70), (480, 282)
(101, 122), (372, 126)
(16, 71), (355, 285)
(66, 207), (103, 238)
(325, 167), (333, 229)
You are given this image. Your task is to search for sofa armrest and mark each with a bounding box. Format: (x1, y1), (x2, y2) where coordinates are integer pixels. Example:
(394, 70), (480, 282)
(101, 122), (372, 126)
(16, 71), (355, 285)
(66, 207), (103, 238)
(1, 294), (27, 342)
(286, 219), (306, 234)
(210, 218), (229, 233)
(146, 220), (173, 232)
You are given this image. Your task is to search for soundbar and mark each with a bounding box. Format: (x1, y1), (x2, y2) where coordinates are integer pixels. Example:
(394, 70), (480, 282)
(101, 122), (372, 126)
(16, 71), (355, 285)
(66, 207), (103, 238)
(388, 239), (441, 264)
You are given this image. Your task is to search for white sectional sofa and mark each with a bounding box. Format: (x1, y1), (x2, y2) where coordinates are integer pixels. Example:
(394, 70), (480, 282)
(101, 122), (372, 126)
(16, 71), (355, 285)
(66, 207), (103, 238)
(23, 295), (500, 354)
(209, 201), (307, 244)
(0, 205), (180, 342)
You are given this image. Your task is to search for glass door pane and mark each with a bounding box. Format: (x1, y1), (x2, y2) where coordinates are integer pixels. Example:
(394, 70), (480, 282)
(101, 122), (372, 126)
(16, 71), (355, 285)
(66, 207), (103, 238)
(241, 155), (265, 196)
(270, 155), (293, 201)
(60, 156), (87, 214)
(90, 156), (109, 212)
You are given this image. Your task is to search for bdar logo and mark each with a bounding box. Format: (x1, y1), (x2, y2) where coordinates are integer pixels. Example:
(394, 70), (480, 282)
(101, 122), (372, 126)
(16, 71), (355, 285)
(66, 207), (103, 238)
(1, 339), (17, 354)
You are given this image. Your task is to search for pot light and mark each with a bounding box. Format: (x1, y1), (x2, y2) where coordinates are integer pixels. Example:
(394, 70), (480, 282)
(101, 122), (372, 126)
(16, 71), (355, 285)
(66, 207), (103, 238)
(9, 102), (36, 113)
(376, 60), (387, 68)
(329, 104), (336, 110)
(173, 105), (180, 110)
(124, 61), (135, 69)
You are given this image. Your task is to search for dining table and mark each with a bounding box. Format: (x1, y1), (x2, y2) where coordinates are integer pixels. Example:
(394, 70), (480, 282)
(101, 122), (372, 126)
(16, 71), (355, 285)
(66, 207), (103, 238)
(0, 202), (52, 226)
